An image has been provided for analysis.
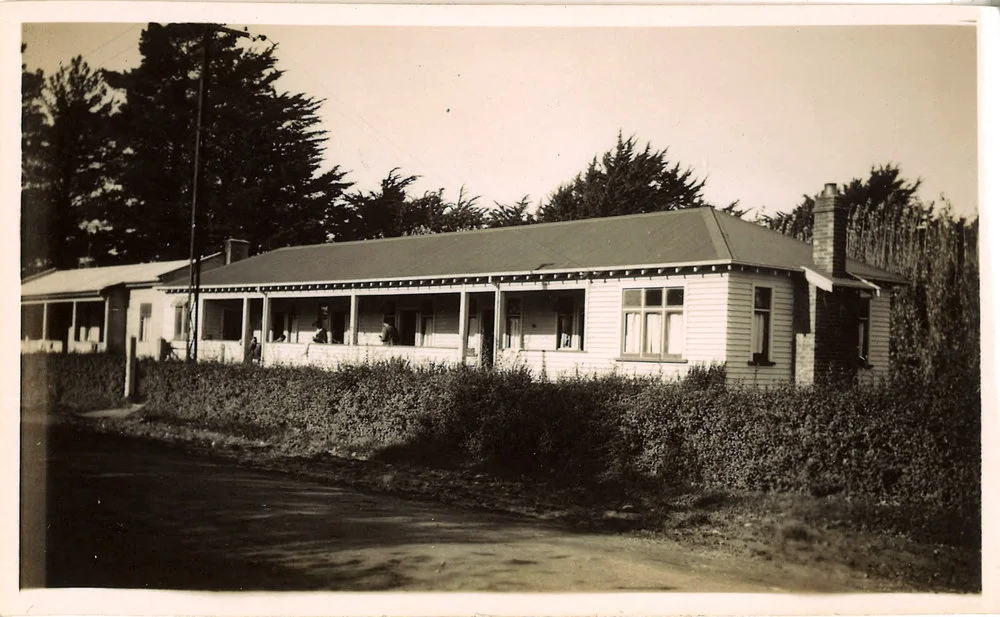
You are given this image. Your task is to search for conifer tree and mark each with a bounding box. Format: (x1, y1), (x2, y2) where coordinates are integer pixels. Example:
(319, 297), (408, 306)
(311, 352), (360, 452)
(105, 23), (351, 261)
(536, 133), (708, 222)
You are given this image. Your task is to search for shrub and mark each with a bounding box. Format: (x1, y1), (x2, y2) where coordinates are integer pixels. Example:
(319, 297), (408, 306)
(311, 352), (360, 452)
(21, 352), (127, 412)
(129, 357), (978, 543)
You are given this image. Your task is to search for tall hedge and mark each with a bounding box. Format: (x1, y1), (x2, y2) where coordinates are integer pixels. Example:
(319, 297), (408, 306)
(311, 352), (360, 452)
(134, 359), (979, 530)
(20, 352), (128, 412)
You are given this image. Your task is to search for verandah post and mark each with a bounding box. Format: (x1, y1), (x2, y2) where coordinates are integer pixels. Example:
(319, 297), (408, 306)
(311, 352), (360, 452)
(348, 291), (359, 346)
(492, 284), (503, 368)
(457, 290), (469, 364)
(124, 336), (137, 400)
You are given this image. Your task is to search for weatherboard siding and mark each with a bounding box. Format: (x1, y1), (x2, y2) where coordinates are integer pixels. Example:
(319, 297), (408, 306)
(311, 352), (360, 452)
(494, 273), (729, 379)
(724, 271), (795, 385)
(859, 293), (891, 383)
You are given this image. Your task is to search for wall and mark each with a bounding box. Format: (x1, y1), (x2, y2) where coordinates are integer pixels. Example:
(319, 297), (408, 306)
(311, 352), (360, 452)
(497, 272), (731, 379)
(724, 271), (796, 386)
(858, 292), (891, 383)
(127, 288), (169, 359)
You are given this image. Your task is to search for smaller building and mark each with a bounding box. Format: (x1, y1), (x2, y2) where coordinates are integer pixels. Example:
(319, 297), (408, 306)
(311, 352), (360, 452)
(20, 240), (248, 358)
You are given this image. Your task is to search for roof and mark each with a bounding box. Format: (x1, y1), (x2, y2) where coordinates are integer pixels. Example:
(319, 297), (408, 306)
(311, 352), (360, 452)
(22, 259), (191, 300)
(164, 208), (907, 289)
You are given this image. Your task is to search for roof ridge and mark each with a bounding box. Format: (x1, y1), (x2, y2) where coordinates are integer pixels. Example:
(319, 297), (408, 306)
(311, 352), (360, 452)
(706, 208), (736, 261)
(272, 207), (716, 252)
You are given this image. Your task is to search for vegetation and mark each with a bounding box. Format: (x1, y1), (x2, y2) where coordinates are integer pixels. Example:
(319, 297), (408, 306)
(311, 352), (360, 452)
(103, 358), (976, 547)
(760, 164), (979, 385)
(20, 352), (127, 412)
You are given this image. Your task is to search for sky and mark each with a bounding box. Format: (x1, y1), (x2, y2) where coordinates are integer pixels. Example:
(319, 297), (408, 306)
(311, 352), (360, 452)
(20, 20), (978, 218)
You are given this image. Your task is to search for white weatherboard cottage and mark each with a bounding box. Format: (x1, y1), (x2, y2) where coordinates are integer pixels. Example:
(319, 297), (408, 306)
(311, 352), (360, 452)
(162, 185), (905, 386)
(20, 241), (247, 359)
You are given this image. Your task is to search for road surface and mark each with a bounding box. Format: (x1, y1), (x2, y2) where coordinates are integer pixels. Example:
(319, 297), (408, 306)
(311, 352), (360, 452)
(25, 423), (874, 592)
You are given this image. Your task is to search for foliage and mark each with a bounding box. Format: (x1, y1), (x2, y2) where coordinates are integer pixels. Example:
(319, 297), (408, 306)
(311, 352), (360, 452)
(129, 359), (978, 545)
(20, 53), (117, 274)
(485, 196), (537, 228)
(536, 132), (709, 222)
(338, 169), (487, 240)
(20, 353), (127, 412)
(758, 164), (979, 382)
(102, 23), (351, 262)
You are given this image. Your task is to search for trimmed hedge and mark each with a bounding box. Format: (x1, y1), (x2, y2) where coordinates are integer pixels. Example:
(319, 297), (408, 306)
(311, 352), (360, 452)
(38, 353), (975, 543)
(132, 359), (979, 522)
(20, 352), (128, 412)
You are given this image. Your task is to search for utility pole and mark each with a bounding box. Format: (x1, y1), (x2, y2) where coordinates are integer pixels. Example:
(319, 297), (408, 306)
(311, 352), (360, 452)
(185, 25), (270, 361)
(186, 25), (211, 362)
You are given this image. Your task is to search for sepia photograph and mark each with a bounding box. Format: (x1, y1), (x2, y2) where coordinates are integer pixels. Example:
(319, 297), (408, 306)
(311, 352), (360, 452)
(6, 2), (992, 614)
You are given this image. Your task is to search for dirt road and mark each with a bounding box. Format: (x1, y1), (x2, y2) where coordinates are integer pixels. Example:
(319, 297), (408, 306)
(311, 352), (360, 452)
(29, 424), (880, 592)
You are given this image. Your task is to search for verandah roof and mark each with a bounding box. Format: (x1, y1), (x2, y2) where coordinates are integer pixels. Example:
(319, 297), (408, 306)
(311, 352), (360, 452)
(161, 208), (907, 290)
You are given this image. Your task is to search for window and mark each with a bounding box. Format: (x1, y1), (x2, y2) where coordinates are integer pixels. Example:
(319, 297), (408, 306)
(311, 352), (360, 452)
(556, 296), (582, 350)
(621, 287), (684, 360)
(138, 303), (153, 342)
(751, 287), (772, 365)
(858, 296), (871, 364)
(504, 297), (522, 350)
(173, 303), (190, 341)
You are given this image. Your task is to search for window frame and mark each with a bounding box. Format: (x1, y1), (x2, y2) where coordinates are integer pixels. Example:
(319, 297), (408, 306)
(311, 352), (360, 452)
(749, 285), (775, 367)
(138, 302), (153, 342)
(620, 285), (685, 362)
(858, 294), (872, 366)
(503, 296), (523, 350)
(173, 303), (190, 341)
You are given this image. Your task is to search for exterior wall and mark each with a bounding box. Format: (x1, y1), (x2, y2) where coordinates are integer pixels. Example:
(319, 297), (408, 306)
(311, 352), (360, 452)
(127, 288), (170, 359)
(497, 273), (730, 379)
(725, 271), (796, 386)
(858, 291), (891, 383)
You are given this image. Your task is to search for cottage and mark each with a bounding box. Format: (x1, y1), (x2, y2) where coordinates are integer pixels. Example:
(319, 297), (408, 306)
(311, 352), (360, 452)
(161, 185), (905, 385)
(20, 240), (249, 359)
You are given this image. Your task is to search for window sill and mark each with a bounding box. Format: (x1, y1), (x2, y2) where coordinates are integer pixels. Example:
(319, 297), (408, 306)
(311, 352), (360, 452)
(616, 356), (688, 364)
(747, 360), (777, 367)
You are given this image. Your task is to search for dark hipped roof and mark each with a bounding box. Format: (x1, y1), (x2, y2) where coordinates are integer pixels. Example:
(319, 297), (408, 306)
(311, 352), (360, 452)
(167, 208), (906, 289)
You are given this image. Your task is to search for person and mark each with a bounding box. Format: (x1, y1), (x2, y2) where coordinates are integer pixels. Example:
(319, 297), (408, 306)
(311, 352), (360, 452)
(273, 331), (287, 343)
(312, 320), (328, 344)
(380, 319), (399, 346)
(245, 337), (261, 364)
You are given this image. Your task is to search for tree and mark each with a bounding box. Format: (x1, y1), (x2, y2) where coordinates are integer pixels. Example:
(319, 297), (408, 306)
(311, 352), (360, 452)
(20, 53), (117, 273)
(536, 133), (709, 223)
(486, 196), (537, 228)
(760, 164), (978, 383)
(339, 169), (486, 240)
(105, 23), (351, 262)
(21, 45), (49, 275)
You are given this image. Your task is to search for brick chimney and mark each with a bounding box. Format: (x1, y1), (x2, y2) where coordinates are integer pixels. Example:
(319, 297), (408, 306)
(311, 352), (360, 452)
(812, 183), (847, 277)
(224, 238), (250, 264)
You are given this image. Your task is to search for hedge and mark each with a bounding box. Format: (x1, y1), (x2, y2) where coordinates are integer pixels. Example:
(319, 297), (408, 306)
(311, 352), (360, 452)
(20, 352), (128, 412)
(26, 353), (978, 544)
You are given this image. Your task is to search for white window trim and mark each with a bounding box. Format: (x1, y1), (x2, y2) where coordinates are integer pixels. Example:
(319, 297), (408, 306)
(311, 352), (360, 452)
(619, 284), (686, 362)
(750, 284), (775, 366)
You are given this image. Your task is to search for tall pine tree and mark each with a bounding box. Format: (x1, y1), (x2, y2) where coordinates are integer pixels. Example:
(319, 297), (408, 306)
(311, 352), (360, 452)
(105, 23), (351, 262)
(536, 133), (709, 222)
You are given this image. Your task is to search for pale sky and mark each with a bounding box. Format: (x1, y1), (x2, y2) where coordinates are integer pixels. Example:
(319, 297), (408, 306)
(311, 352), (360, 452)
(21, 21), (978, 218)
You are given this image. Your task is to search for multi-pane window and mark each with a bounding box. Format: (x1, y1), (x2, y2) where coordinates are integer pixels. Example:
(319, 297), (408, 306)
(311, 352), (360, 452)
(751, 287), (771, 364)
(504, 297), (522, 350)
(858, 297), (871, 364)
(173, 303), (189, 341)
(138, 303), (153, 342)
(621, 287), (684, 360)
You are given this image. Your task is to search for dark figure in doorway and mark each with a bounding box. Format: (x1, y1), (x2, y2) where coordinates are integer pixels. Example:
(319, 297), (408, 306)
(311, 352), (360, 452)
(380, 319), (399, 346)
(312, 321), (328, 344)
